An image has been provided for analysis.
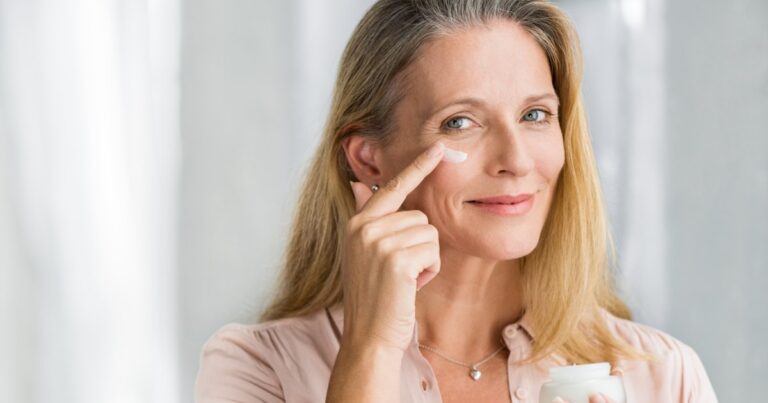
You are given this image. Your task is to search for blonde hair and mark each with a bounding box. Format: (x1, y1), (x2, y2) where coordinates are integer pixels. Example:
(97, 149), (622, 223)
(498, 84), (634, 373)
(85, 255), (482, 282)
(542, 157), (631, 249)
(260, 0), (654, 366)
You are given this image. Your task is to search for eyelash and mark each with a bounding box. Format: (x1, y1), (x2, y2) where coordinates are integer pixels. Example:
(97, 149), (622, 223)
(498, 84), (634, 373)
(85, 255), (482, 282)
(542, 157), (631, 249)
(441, 109), (556, 133)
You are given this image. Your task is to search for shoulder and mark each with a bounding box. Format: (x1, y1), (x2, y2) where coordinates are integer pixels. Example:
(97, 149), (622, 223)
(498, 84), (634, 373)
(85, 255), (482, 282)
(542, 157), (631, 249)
(598, 308), (719, 402)
(194, 307), (340, 403)
(599, 308), (692, 357)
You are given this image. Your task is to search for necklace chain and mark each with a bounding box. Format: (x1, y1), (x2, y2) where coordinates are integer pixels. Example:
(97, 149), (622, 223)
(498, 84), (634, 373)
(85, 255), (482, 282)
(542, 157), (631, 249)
(417, 336), (507, 370)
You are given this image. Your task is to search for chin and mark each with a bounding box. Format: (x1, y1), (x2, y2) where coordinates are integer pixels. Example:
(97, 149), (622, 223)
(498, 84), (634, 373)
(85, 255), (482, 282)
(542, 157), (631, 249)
(459, 234), (541, 261)
(491, 240), (539, 260)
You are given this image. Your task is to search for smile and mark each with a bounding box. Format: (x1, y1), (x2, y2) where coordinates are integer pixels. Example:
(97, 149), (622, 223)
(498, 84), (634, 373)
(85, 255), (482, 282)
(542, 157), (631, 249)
(466, 194), (535, 216)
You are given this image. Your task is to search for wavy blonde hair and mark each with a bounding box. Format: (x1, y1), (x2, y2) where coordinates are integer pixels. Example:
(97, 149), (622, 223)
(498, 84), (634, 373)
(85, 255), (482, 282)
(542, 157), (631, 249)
(260, 0), (653, 366)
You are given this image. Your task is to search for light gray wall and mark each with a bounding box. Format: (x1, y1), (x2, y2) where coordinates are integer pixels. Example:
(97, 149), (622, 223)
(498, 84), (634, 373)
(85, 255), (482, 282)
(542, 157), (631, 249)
(664, 0), (768, 400)
(561, 0), (768, 400)
(179, 1), (376, 402)
(179, 1), (293, 401)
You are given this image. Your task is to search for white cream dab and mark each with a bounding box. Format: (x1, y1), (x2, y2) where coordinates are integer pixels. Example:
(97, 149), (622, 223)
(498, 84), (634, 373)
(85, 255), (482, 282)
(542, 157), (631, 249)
(442, 146), (467, 163)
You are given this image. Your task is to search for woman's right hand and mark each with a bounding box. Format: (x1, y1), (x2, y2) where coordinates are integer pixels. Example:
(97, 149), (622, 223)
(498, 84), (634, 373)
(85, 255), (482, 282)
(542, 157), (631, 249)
(341, 141), (447, 354)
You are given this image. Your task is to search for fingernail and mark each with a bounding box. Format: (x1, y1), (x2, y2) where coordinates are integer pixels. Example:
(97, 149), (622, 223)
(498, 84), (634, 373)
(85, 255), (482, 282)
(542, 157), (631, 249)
(442, 146), (467, 163)
(427, 142), (444, 157)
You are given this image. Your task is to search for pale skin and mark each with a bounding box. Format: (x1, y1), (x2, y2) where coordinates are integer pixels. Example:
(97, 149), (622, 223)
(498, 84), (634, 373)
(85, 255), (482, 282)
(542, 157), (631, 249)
(326, 18), (617, 403)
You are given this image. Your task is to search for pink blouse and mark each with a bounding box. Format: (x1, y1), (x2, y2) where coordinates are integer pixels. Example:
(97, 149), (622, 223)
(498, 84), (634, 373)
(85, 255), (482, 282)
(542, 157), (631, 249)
(194, 302), (718, 402)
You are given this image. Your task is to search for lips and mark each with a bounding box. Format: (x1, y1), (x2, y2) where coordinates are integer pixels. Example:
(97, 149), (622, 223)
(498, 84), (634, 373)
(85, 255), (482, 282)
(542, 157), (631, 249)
(466, 193), (535, 216)
(467, 194), (533, 204)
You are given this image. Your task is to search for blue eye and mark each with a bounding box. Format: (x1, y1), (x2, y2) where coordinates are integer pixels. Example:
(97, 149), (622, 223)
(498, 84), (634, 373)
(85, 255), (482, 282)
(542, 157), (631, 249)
(523, 109), (550, 123)
(444, 116), (473, 131)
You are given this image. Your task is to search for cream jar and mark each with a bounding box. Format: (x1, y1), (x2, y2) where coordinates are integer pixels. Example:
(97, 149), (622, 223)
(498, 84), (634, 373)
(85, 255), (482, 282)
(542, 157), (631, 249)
(538, 362), (625, 403)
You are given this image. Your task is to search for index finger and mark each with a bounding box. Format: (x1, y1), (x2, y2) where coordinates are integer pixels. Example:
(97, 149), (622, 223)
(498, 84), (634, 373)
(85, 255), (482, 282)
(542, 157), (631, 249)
(359, 141), (445, 218)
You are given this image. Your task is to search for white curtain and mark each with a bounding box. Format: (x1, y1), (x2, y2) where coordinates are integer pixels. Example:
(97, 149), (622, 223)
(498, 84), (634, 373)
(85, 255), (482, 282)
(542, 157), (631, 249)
(0, 1), (179, 402)
(558, 0), (669, 327)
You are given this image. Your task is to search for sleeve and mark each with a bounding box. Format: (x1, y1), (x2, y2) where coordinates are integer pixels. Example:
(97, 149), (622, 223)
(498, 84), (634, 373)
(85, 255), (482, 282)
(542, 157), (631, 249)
(677, 341), (719, 403)
(194, 324), (286, 403)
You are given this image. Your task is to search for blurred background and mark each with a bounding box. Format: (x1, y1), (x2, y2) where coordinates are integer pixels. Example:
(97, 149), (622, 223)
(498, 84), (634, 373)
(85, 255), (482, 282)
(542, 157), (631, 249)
(0, 0), (765, 402)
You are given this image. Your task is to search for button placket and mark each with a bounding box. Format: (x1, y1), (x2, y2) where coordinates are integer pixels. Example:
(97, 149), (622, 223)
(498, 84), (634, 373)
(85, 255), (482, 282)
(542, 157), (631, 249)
(514, 386), (529, 400)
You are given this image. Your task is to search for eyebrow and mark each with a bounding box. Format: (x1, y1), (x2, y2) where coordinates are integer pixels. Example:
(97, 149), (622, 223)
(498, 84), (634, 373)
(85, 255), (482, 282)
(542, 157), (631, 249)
(423, 92), (560, 120)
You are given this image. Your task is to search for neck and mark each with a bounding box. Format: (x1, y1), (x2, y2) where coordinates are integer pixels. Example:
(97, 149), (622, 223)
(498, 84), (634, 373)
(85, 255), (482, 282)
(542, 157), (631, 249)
(415, 246), (525, 361)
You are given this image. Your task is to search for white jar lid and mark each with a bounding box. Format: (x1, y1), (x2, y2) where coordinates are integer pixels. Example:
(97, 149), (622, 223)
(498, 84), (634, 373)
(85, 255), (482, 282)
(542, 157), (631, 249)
(549, 362), (611, 383)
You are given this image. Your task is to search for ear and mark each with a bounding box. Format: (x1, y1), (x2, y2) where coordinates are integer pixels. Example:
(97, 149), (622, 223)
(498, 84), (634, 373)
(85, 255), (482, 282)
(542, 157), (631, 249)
(341, 135), (383, 185)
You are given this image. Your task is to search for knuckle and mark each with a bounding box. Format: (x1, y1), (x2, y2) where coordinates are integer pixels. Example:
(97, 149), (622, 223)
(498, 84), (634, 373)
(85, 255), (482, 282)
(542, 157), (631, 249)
(412, 210), (428, 223)
(346, 216), (361, 231)
(411, 158), (427, 172)
(375, 236), (394, 253)
(430, 242), (440, 254)
(384, 176), (402, 192)
(359, 222), (378, 242)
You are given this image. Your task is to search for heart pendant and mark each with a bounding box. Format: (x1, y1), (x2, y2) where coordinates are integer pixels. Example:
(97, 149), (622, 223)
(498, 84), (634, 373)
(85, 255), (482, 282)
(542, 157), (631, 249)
(469, 368), (481, 381)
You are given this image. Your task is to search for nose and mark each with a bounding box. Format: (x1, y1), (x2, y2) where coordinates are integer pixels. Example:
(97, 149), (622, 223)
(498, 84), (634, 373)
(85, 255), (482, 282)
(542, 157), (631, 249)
(488, 124), (535, 177)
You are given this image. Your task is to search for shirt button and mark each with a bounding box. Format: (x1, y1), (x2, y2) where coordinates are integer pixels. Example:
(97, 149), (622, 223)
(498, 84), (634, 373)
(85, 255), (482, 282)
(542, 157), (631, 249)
(420, 377), (429, 391)
(504, 324), (519, 339)
(514, 387), (528, 400)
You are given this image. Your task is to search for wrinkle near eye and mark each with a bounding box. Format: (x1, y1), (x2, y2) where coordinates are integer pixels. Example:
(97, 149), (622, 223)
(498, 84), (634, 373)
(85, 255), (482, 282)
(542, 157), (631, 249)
(420, 118), (446, 135)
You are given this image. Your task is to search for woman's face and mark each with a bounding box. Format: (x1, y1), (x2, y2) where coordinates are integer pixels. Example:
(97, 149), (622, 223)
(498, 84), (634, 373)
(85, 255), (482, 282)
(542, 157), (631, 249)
(374, 18), (565, 260)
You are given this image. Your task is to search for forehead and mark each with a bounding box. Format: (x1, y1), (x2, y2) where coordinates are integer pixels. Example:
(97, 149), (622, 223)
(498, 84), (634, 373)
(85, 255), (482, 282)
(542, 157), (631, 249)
(400, 19), (554, 116)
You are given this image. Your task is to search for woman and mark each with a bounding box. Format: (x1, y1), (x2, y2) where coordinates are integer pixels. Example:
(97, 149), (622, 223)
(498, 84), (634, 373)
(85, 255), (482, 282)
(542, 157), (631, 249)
(194, 0), (718, 402)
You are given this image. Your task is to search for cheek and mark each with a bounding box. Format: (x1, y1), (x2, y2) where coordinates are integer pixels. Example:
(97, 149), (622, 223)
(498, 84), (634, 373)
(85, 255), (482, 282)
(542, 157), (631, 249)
(402, 161), (472, 212)
(427, 161), (473, 191)
(533, 133), (565, 181)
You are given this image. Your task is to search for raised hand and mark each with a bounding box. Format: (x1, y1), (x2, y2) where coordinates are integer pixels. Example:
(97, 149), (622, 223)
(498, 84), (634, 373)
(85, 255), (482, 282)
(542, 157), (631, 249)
(341, 141), (450, 353)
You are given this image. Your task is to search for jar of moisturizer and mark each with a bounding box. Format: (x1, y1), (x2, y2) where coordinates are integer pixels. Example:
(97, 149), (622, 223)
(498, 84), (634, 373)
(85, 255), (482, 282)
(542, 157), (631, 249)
(538, 362), (625, 403)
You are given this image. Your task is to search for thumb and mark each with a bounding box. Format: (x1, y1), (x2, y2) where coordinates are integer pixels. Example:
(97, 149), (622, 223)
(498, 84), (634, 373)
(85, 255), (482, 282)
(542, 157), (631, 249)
(350, 181), (374, 212)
